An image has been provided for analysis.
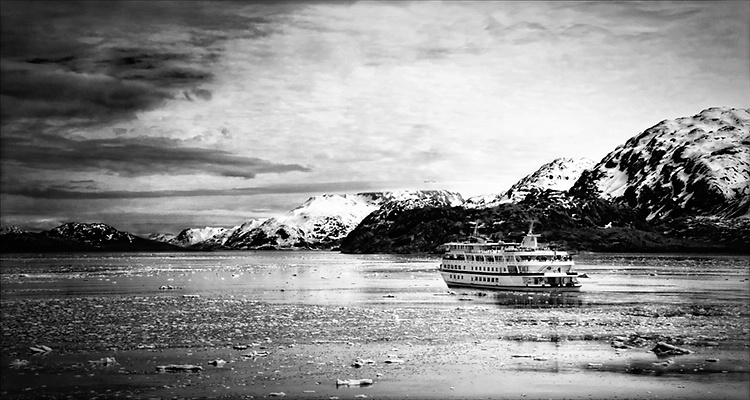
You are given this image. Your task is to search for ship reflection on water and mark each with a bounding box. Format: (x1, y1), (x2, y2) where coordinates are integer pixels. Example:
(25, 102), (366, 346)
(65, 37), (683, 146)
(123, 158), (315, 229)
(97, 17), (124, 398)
(454, 290), (585, 308)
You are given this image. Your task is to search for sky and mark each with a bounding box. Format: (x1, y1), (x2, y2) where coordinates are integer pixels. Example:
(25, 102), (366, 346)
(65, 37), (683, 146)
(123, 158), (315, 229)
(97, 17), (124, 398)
(1, 1), (749, 236)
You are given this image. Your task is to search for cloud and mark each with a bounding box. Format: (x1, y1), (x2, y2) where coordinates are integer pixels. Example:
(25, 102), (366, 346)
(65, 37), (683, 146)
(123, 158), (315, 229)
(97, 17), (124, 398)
(2, 179), (378, 201)
(0, 61), (173, 122)
(0, 1), (285, 127)
(1, 133), (310, 179)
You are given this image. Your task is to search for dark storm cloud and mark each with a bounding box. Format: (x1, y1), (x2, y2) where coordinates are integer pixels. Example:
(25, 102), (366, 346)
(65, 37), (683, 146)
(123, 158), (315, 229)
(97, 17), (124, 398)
(1, 133), (310, 179)
(0, 61), (172, 121)
(0, 1), (309, 208)
(102, 49), (214, 86)
(0, 1), (282, 126)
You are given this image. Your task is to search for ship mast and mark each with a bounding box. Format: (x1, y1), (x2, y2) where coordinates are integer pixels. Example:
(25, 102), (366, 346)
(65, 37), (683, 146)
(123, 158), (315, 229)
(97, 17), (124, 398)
(520, 219), (540, 249)
(469, 221), (485, 243)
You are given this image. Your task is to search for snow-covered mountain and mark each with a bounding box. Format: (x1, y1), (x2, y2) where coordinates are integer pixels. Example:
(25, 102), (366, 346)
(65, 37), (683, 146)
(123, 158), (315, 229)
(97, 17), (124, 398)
(221, 193), (381, 249)
(153, 190), (464, 250)
(465, 157), (594, 208)
(42, 222), (136, 247)
(147, 233), (176, 243)
(169, 226), (231, 247)
(0, 226), (27, 235)
(365, 190), (465, 221)
(221, 190), (463, 249)
(0, 222), (182, 252)
(572, 107), (750, 220)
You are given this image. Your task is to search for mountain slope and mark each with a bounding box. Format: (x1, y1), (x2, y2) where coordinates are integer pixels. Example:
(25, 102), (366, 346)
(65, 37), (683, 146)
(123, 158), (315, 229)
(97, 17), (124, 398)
(465, 157), (594, 208)
(169, 226), (231, 247)
(0, 222), (184, 253)
(340, 189), (748, 254)
(220, 190), (465, 250)
(341, 107), (750, 254)
(222, 193), (382, 249)
(572, 107), (750, 220)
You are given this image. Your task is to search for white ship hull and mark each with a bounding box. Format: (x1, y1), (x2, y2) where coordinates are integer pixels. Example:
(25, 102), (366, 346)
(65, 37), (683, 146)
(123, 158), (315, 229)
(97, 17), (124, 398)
(440, 271), (581, 291)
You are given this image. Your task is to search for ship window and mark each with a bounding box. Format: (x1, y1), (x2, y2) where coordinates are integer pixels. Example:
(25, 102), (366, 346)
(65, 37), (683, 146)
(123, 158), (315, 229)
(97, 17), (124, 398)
(508, 266), (518, 274)
(486, 256), (494, 262)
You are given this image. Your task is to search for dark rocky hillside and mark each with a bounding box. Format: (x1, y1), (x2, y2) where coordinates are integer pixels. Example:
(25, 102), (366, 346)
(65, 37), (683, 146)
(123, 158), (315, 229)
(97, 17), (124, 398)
(340, 189), (749, 254)
(0, 223), (185, 253)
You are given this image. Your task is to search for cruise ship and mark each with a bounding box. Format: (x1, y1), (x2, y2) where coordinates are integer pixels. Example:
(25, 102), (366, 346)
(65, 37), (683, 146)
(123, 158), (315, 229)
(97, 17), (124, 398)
(438, 223), (581, 291)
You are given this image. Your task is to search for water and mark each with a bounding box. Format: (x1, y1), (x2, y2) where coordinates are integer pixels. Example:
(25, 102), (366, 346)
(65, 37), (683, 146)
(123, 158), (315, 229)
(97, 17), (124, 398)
(1, 251), (748, 310)
(2, 251), (748, 400)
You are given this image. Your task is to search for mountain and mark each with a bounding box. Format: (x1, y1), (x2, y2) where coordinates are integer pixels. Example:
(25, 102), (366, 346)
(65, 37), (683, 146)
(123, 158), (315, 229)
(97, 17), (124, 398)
(465, 157), (595, 208)
(0, 226), (27, 235)
(339, 189), (683, 254)
(571, 107), (750, 220)
(148, 233), (176, 242)
(219, 190), (463, 250)
(0, 222), (184, 253)
(42, 222), (137, 247)
(150, 190), (465, 250)
(220, 193), (380, 249)
(341, 107), (750, 254)
(339, 190), (467, 253)
(340, 186), (748, 254)
(169, 226), (231, 247)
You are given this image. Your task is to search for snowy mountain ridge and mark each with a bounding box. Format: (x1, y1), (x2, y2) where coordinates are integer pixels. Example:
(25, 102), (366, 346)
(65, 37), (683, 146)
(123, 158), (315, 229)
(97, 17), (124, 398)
(43, 222), (136, 247)
(169, 226), (231, 247)
(221, 193), (383, 249)
(170, 190), (464, 250)
(0, 222), (182, 252)
(0, 226), (27, 235)
(464, 157), (595, 208)
(572, 107), (750, 220)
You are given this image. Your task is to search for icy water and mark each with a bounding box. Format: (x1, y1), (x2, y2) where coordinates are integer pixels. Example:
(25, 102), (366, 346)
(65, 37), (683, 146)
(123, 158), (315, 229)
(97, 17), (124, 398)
(1, 251), (749, 400)
(1, 251), (748, 309)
